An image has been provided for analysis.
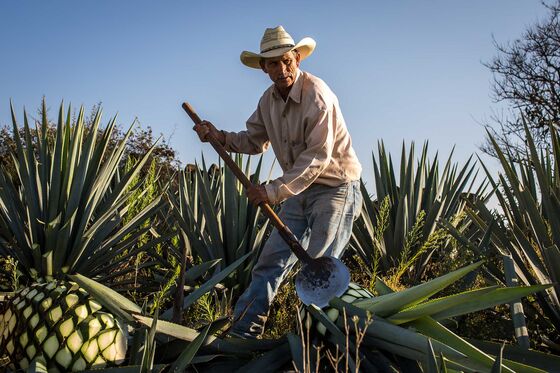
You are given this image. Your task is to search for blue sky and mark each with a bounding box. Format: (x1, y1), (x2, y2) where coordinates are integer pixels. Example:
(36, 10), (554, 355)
(0, 1), (550, 189)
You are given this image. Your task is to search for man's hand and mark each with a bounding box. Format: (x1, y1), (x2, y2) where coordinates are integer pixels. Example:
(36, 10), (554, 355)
(246, 185), (269, 206)
(193, 120), (226, 145)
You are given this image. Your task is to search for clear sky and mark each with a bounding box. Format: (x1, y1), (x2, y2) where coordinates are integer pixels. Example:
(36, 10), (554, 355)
(0, 1), (550, 189)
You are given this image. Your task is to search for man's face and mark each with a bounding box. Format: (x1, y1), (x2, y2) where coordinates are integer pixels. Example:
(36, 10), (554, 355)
(261, 51), (300, 92)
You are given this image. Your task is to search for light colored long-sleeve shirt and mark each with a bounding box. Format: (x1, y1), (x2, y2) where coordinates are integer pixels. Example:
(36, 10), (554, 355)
(223, 69), (362, 204)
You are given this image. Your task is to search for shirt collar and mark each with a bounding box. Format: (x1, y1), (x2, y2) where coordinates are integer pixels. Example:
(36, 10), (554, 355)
(272, 69), (303, 103)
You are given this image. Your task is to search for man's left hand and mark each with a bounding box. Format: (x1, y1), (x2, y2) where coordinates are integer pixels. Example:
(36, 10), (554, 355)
(246, 185), (269, 206)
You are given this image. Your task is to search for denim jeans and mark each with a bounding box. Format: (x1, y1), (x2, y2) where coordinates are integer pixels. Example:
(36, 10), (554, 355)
(231, 180), (362, 337)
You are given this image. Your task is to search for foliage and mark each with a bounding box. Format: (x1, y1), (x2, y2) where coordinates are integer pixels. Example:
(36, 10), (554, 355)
(0, 101), (165, 284)
(97, 261), (559, 372)
(167, 155), (270, 295)
(0, 102), (181, 187)
(0, 256), (19, 291)
(443, 121), (560, 352)
(483, 0), (560, 157)
(350, 141), (485, 283)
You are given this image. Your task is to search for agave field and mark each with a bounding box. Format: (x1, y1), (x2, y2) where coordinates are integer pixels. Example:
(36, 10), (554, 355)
(1, 101), (560, 372)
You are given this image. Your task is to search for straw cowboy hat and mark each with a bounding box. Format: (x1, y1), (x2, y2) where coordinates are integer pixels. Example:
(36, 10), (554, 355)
(240, 26), (316, 69)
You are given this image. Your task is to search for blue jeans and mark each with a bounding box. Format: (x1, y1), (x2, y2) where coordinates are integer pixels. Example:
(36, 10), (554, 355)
(231, 180), (362, 337)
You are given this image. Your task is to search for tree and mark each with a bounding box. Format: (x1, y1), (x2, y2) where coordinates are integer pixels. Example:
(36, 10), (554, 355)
(482, 1), (560, 158)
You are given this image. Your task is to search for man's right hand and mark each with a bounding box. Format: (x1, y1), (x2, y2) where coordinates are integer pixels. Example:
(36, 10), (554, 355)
(193, 120), (226, 145)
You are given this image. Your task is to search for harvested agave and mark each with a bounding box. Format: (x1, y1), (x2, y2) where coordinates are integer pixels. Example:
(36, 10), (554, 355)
(299, 282), (373, 335)
(0, 280), (127, 371)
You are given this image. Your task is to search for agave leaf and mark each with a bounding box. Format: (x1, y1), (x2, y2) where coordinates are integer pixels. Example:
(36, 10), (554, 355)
(426, 338), (439, 373)
(466, 338), (560, 372)
(195, 163), (224, 258)
(80, 367), (167, 373)
(1, 102), (164, 283)
(161, 252), (251, 320)
(168, 324), (211, 372)
(353, 141), (479, 280)
(133, 314), (283, 355)
(306, 304), (357, 372)
(544, 244), (560, 301)
(410, 317), (543, 373)
(387, 286), (498, 324)
(287, 333), (305, 373)
(329, 298), (466, 361)
(233, 342), (291, 373)
(202, 316), (230, 336)
(141, 308), (158, 373)
(69, 273), (141, 321)
(184, 259), (222, 285)
(354, 261), (483, 316)
(129, 327), (147, 365)
(365, 336), (426, 365)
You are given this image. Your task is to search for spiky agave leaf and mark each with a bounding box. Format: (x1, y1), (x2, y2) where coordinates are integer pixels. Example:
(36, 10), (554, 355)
(443, 120), (560, 334)
(318, 262), (558, 372)
(350, 141), (487, 281)
(0, 100), (164, 282)
(165, 154), (270, 321)
(0, 101), (167, 369)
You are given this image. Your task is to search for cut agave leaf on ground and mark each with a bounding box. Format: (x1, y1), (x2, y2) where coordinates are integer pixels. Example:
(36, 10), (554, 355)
(69, 274), (141, 321)
(133, 315), (283, 355)
(154, 338), (226, 363)
(353, 261), (483, 316)
(410, 317), (544, 373)
(233, 342), (291, 373)
(80, 365), (167, 373)
(134, 315), (212, 343)
(287, 333), (305, 373)
(161, 252), (251, 320)
(169, 324), (210, 372)
(466, 338), (560, 372)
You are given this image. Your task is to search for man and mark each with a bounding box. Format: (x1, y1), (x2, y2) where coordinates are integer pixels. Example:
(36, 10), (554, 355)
(194, 26), (362, 338)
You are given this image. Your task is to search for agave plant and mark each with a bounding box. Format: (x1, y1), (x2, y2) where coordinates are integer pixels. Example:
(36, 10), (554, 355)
(106, 261), (560, 372)
(351, 141), (486, 283)
(296, 261), (560, 372)
(442, 122), (560, 349)
(163, 154), (270, 319)
(0, 101), (164, 371)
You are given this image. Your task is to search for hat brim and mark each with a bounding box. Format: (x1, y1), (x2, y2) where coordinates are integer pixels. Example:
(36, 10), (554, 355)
(240, 37), (316, 69)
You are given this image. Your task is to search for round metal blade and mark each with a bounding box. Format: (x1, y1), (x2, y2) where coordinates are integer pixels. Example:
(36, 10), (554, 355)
(294, 256), (351, 308)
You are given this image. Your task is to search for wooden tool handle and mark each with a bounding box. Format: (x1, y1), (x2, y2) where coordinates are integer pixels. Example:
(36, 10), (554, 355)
(182, 102), (313, 264)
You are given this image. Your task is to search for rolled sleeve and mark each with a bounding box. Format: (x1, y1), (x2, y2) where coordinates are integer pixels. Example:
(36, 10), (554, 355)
(224, 104), (270, 155)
